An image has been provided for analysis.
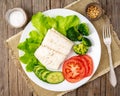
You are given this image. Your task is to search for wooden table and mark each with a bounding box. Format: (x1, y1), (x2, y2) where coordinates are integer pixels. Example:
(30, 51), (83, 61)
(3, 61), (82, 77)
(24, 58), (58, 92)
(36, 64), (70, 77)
(0, 0), (120, 96)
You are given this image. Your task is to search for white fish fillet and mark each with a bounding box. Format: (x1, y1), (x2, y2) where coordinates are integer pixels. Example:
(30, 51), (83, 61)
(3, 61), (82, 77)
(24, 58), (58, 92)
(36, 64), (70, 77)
(34, 28), (74, 70)
(42, 28), (74, 55)
(34, 45), (66, 70)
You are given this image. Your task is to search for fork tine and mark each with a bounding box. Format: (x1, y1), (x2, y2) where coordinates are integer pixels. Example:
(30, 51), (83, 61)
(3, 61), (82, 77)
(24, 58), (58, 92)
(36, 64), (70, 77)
(103, 24), (111, 40)
(105, 24), (111, 38)
(106, 25), (109, 37)
(108, 25), (111, 38)
(103, 25), (107, 38)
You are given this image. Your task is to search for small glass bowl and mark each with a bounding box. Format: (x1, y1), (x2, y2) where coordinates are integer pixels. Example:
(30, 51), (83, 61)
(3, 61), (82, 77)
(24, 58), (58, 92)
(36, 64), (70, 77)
(5, 8), (27, 28)
(85, 2), (103, 21)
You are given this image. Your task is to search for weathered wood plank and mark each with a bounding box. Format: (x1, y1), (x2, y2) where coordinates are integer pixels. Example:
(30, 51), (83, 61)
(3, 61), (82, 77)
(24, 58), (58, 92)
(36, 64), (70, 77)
(8, 59), (18, 96)
(50, 0), (62, 8)
(0, 0), (9, 96)
(21, 0), (33, 22)
(63, 90), (76, 96)
(77, 83), (93, 96)
(100, 75), (106, 96)
(93, 78), (101, 96)
(115, 66), (120, 96)
(77, 78), (101, 96)
(111, 0), (120, 39)
(86, 83), (95, 96)
(105, 73), (115, 96)
(99, 0), (120, 39)
(17, 71), (33, 96)
(6, 0), (19, 96)
(32, 0), (51, 14)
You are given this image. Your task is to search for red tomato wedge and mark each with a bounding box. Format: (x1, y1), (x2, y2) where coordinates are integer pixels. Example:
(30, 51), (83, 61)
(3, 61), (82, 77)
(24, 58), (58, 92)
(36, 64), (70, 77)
(62, 55), (94, 83)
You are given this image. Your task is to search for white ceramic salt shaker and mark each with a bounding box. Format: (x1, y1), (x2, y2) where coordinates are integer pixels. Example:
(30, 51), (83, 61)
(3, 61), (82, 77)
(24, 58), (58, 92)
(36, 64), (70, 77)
(5, 8), (27, 28)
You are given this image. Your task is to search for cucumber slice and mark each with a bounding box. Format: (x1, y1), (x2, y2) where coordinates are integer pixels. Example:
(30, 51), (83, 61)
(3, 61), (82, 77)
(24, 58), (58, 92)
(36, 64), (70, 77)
(38, 69), (46, 79)
(34, 66), (46, 74)
(34, 65), (46, 78)
(41, 70), (51, 81)
(33, 65), (64, 84)
(46, 72), (64, 84)
(34, 65), (46, 70)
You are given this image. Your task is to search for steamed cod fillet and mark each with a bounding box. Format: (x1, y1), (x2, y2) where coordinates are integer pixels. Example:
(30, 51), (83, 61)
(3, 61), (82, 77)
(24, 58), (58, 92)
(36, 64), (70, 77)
(42, 28), (74, 55)
(34, 45), (66, 70)
(34, 28), (74, 70)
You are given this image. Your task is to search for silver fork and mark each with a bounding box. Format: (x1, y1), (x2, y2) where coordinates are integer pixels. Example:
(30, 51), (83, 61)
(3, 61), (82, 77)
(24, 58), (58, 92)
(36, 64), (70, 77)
(103, 24), (117, 87)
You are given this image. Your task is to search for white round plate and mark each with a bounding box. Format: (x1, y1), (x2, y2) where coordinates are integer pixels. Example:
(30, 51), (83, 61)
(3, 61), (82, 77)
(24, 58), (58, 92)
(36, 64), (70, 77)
(19, 8), (101, 91)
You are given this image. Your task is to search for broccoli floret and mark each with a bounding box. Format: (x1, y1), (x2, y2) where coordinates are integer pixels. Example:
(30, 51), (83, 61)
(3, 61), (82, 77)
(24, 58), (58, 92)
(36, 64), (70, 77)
(73, 43), (88, 55)
(77, 34), (83, 41)
(66, 27), (80, 41)
(82, 37), (92, 47)
(77, 23), (89, 36)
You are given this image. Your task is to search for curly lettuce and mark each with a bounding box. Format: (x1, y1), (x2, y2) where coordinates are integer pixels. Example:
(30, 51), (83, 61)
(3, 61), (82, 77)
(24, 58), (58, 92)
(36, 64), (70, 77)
(18, 30), (44, 72)
(31, 12), (80, 36)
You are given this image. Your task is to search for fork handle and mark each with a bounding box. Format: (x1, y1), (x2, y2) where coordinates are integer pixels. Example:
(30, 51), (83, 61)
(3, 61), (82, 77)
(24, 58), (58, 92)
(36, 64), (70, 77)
(107, 45), (117, 87)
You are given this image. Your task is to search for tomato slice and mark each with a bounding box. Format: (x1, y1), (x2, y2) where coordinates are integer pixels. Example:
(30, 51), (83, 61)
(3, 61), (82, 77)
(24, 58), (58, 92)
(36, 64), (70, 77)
(82, 55), (93, 76)
(70, 55), (93, 76)
(62, 55), (94, 83)
(70, 56), (89, 77)
(62, 58), (86, 83)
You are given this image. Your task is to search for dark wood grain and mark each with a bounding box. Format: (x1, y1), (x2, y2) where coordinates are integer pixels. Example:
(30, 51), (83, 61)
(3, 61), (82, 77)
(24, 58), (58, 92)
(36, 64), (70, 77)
(0, 0), (120, 96)
(0, 0), (9, 96)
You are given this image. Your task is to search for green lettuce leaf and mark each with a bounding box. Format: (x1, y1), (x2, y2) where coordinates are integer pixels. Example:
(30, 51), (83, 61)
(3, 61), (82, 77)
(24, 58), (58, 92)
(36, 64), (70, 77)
(18, 30), (44, 72)
(31, 12), (80, 36)
(31, 12), (51, 35)
(55, 15), (80, 35)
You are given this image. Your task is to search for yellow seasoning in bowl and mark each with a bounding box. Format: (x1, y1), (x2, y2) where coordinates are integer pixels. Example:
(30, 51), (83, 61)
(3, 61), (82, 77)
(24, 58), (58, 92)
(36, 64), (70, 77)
(86, 3), (102, 20)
